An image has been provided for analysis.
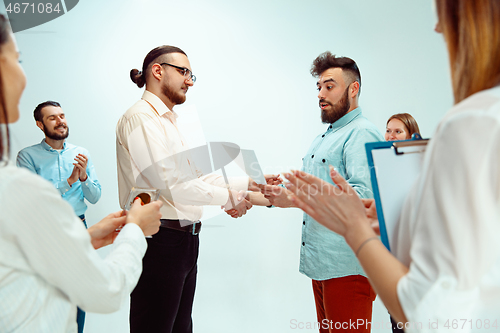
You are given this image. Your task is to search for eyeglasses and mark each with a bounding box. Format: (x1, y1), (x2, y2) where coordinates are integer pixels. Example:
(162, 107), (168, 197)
(160, 63), (196, 83)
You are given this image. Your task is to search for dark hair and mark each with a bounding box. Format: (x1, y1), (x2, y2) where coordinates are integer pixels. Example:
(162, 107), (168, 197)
(0, 14), (11, 164)
(130, 45), (187, 88)
(436, 0), (500, 103)
(34, 101), (61, 122)
(387, 113), (420, 138)
(311, 52), (362, 96)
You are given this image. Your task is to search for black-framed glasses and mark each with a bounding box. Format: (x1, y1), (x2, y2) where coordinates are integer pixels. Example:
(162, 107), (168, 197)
(160, 63), (196, 83)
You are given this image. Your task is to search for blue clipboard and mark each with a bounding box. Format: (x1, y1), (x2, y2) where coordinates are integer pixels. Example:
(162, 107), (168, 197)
(365, 134), (428, 252)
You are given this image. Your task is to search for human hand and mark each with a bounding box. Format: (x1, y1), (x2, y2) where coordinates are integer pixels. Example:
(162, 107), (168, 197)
(283, 167), (374, 245)
(259, 184), (295, 208)
(88, 211), (127, 249)
(361, 199), (380, 235)
(223, 189), (245, 210)
(126, 198), (163, 236)
(248, 174), (283, 192)
(74, 154), (88, 181)
(224, 198), (253, 218)
(67, 165), (80, 186)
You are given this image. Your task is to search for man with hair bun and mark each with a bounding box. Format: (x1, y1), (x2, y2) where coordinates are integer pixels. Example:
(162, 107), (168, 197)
(116, 45), (253, 333)
(260, 52), (383, 333)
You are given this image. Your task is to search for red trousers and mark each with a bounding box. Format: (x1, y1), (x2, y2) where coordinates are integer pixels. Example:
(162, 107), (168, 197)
(313, 275), (376, 333)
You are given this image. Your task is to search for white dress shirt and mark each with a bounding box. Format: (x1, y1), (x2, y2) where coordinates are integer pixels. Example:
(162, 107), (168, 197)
(0, 165), (147, 333)
(116, 90), (248, 221)
(394, 86), (500, 332)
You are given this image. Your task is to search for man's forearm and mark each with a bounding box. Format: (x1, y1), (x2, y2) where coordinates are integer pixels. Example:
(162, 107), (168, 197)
(247, 192), (271, 206)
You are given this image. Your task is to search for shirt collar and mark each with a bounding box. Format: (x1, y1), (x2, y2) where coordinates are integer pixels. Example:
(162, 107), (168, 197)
(41, 138), (66, 152)
(328, 107), (362, 130)
(142, 90), (179, 120)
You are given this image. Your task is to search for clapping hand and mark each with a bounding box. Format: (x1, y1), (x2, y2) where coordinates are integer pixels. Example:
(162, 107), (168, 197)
(74, 153), (88, 181)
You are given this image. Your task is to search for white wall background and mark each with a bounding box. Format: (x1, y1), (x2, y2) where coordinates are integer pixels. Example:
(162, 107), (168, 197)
(4, 0), (453, 332)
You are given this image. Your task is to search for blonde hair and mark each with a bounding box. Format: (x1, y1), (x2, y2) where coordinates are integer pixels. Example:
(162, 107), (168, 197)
(436, 0), (500, 104)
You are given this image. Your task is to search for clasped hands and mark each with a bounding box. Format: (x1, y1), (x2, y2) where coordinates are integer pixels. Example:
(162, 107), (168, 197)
(67, 153), (89, 186)
(222, 174), (283, 218)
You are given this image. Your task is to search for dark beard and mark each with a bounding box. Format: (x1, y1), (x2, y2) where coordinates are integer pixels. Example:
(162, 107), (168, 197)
(321, 85), (350, 124)
(162, 83), (186, 106)
(43, 124), (69, 141)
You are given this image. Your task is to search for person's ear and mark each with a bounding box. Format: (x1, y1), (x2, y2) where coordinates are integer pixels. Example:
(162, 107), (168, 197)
(151, 63), (163, 81)
(36, 120), (44, 132)
(350, 81), (360, 98)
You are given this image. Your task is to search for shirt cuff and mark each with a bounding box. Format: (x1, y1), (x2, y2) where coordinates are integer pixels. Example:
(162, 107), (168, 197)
(209, 186), (230, 206)
(58, 180), (71, 194)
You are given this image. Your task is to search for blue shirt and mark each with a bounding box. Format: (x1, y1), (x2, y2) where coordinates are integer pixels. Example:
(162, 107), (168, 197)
(16, 139), (101, 216)
(300, 108), (383, 280)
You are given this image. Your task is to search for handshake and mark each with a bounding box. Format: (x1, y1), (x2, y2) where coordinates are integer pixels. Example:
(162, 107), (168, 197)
(222, 174), (284, 218)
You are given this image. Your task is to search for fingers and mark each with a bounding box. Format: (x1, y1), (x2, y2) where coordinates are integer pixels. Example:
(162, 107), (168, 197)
(70, 164), (80, 177)
(259, 184), (274, 195)
(107, 210), (124, 219)
(265, 174), (283, 185)
(260, 185), (285, 198)
(151, 200), (163, 209)
(74, 162), (86, 174)
(284, 171), (335, 199)
(371, 221), (381, 236)
(74, 154), (88, 169)
(328, 166), (353, 195)
(361, 198), (374, 208)
(109, 215), (127, 228)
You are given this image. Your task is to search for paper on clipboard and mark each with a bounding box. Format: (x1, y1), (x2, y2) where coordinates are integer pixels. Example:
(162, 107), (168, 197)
(366, 136), (429, 251)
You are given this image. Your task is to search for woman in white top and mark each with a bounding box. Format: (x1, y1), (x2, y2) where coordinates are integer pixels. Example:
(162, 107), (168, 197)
(0, 15), (162, 332)
(284, 1), (500, 332)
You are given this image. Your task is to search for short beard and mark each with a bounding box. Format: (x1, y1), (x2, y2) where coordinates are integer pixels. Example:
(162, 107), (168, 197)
(162, 82), (186, 106)
(321, 85), (350, 124)
(43, 123), (69, 141)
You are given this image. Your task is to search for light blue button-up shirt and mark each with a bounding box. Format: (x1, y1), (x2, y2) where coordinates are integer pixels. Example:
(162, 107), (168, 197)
(16, 139), (101, 216)
(299, 107), (383, 280)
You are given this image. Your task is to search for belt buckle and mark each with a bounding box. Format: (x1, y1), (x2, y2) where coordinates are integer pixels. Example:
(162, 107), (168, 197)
(191, 222), (199, 236)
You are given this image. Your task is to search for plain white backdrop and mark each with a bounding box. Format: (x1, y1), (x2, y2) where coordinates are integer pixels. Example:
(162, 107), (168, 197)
(3, 0), (453, 332)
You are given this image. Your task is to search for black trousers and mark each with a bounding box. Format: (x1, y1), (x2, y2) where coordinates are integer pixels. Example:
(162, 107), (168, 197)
(130, 227), (199, 333)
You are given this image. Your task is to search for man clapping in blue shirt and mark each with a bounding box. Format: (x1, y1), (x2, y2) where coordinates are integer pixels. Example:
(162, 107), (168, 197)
(16, 101), (101, 333)
(17, 101), (101, 226)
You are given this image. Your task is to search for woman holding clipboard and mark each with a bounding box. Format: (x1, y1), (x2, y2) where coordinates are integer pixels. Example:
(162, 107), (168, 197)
(284, 1), (500, 331)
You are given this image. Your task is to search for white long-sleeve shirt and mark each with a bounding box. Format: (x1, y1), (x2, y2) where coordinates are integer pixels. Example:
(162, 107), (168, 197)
(394, 86), (500, 332)
(116, 90), (248, 221)
(0, 165), (146, 333)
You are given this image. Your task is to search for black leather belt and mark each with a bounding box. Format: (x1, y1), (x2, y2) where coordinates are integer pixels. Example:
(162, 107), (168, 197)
(160, 219), (202, 235)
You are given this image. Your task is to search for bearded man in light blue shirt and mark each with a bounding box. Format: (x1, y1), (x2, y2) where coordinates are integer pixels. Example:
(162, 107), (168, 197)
(16, 100), (101, 333)
(261, 52), (383, 333)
